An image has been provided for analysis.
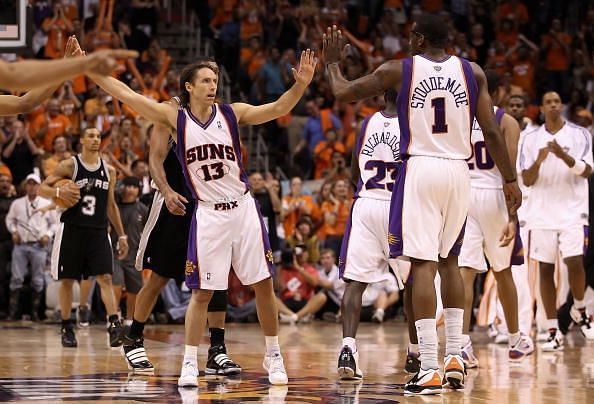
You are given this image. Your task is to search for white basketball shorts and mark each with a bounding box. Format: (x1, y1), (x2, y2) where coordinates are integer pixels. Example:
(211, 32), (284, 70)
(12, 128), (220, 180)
(529, 226), (588, 264)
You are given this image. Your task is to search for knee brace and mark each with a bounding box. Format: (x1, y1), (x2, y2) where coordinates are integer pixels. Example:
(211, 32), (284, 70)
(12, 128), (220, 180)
(207, 289), (228, 312)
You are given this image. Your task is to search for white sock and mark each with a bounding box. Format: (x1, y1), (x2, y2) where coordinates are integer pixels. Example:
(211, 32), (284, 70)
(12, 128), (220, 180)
(444, 308), (464, 356)
(376, 308), (385, 316)
(265, 336), (280, 356)
(508, 332), (521, 347)
(546, 318), (559, 331)
(183, 345), (198, 365)
(573, 299), (586, 310)
(343, 337), (357, 353)
(123, 319), (133, 327)
(408, 343), (418, 354)
(461, 333), (471, 347)
(415, 318), (438, 370)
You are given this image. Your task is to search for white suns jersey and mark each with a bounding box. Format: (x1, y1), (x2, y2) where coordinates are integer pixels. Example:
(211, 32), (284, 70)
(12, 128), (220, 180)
(467, 107), (506, 189)
(355, 111), (401, 201)
(176, 103), (249, 202)
(399, 55), (477, 160)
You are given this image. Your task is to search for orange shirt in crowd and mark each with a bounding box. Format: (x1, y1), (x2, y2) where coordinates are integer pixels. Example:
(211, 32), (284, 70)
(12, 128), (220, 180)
(421, 0), (443, 12)
(543, 33), (572, 71)
(321, 199), (350, 237)
(42, 152), (72, 177)
(496, 31), (518, 48)
(314, 141), (346, 179)
(72, 76), (87, 95)
(42, 16), (72, 59)
(509, 56), (536, 99)
(282, 194), (316, 237)
(488, 53), (508, 76)
(499, 2), (529, 24)
(30, 113), (72, 151)
(0, 164), (12, 180)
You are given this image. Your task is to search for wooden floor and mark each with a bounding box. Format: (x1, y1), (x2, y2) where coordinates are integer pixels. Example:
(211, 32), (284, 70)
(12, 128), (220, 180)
(0, 321), (592, 403)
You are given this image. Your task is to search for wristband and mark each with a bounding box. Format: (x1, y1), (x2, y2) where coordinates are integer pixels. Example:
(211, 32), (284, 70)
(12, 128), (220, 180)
(504, 177), (517, 184)
(571, 160), (586, 176)
(119, 235), (128, 240)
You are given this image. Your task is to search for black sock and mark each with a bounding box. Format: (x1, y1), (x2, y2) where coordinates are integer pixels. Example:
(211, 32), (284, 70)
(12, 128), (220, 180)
(62, 319), (73, 329)
(210, 327), (225, 347)
(129, 319), (145, 340)
(108, 314), (119, 324)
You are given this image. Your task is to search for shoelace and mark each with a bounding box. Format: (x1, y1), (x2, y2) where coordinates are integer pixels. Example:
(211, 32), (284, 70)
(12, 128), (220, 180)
(268, 355), (286, 374)
(182, 362), (199, 375)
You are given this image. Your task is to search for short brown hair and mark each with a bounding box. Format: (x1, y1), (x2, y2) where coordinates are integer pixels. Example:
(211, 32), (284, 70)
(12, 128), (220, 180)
(320, 249), (335, 258)
(179, 60), (219, 107)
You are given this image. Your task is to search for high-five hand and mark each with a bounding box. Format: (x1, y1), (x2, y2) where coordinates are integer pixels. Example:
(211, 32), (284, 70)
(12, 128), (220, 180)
(322, 25), (349, 65)
(292, 49), (318, 87)
(87, 49), (138, 76)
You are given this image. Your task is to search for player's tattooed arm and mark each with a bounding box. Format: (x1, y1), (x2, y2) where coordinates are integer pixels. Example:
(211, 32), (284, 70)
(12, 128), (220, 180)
(323, 25), (400, 102)
(106, 165), (129, 259)
(231, 49), (317, 126)
(39, 158), (80, 207)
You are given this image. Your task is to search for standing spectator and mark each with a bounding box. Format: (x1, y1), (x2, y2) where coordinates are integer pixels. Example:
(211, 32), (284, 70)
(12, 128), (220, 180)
(57, 81), (83, 136)
(470, 24), (490, 66)
(42, 136), (72, 178)
(506, 35), (539, 100)
(313, 129), (346, 179)
(451, 32), (477, 61)
(5, 173), (54, 321)
(257, 47), (289, 103)
(497, 0), (530, 31)
(298, 100), (343, 155)
(42, 1), (74, 59)
(249, 172), (281, 252)
(2, 119), (41, 186)
(130, 159), (151, 199)
(117, 18), (150, 54)
(0, 174), (16, 318)
(112, 176), (148, 328)
(130, 0), (159, 37)
(30, 99), (73, 152)
(321, 179), (352, 258)
(542, 19), (572, 99)
(281, 176), (315, 238)
(286, 215), (320, 264)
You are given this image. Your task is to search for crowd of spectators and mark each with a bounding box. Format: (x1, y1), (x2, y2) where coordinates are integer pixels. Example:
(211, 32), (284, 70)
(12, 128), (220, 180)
(0, 0), (593, 324)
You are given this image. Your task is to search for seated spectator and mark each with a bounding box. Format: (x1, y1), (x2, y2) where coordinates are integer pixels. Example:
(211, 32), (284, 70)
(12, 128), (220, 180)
(2, 119), (41, 186)
(42, 135), (72, 178)
(315, 249), (346, 320)
(160, 279), (190, 323)
(286, 215), (320, 264)
(325, 151), (351, 183)
(0, 173), (16, 318)
(277, 246), (325, 324)
(321, 179), (352, 258)
(130, 159), (151, 198)
(281, 176), (315, 238)
(30, 99), (73, 152)
(313, 129), (346, 179)
(360, 272), (400, 323)
(227, 270), (257, 323)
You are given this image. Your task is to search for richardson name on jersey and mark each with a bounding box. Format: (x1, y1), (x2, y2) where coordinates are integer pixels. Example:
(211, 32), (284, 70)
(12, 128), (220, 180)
(410, 76), (468, 108)
(185, 143), (237, 164)
(361, 129), (400, 161)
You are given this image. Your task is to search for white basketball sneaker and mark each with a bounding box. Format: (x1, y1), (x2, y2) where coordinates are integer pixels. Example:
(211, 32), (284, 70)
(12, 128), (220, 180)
(263, 352), (288, 385)
(509, 334), (534, 362)
(541, 329), (564, 352)
(178, 361), (199, 387)
(570, 306), (594, 340)
(461, 338), (479, 369)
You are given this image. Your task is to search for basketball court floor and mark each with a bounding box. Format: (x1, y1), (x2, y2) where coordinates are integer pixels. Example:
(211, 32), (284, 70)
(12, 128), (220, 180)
(0, 321), (592, 403)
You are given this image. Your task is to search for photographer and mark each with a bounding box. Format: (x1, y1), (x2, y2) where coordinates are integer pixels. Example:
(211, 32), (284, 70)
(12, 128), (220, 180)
(276, 246), (326, 324)
(320, 180), (352, 258)
(286, 215), (320, 264)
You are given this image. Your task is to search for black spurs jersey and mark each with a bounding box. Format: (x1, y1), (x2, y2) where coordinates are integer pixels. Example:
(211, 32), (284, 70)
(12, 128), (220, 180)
(164, 139), (193, 200)
(61, 155), (110, 229)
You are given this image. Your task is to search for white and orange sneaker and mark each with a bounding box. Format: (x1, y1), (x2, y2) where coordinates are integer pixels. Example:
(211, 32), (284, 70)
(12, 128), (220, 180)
(404, 368), (442, 395)
(443, 354), (466, 389)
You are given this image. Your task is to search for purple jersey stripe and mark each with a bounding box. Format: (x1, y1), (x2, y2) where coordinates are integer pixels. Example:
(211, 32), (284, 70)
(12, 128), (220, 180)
(353, 116), (373, 198)
(219, 104), (250, 191)
(185, 205), (201, 289)
(510, 222), (525, 266)
(396, 58), (413, 159)
(187, 104), (216, 129)
(584, 225), (589, 256)
(495, 107), (505, 125)
(388, 160), (407, 258)
(338, 199), (357, 278)
(175, 109), (200, 201)
(448, 218), (467, 257)
(460, 58), (478, 126)
(254, 198), (276, 276)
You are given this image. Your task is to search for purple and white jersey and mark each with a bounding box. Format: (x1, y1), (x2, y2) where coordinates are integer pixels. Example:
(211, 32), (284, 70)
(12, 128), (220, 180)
(176, 103), (249, 202)
(397, 55), (478, 160)
(355, 111), (401, 201)
(467, 107), (505, 189)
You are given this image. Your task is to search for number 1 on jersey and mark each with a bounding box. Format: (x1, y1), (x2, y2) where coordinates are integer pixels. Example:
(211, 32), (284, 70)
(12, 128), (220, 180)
(431, 97), (448, 134)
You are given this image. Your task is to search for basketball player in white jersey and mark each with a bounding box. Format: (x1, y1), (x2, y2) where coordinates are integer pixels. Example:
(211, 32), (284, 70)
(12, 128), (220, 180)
(323, 14), (520, 395)
(459, 71), (534, 368)
(336, 89), (403, 380)
(85, 49), (317, 386)
(519, 91), (594, 351)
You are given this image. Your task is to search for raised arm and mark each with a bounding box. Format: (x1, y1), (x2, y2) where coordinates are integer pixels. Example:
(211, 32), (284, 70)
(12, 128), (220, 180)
(0, 48), (138, 91)
(323, 26), (401, 102)
(230, 49), (317, 126)
(472, 63), (521, 213)
(89, 74), (176, 127)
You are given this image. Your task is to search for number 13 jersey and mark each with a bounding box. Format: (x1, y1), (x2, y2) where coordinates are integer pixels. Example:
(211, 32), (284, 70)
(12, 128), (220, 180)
(176, 103), (248, 202)
(60, 155), (110, 229)
(398, 55), (478, 160)
(355, 111), (401, 201)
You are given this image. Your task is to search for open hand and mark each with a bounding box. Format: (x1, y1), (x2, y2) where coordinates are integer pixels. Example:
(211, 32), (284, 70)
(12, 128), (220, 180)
(292, 49), (318, 87)
(322, 25), (350, 65)
(87, 49), (139, 76)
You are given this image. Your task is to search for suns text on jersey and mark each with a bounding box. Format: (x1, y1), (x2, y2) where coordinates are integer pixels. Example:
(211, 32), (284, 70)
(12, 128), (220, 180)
(361, 130), (400, 161)
(186, 143), (237, 164)
(410, 77), (468, 108)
